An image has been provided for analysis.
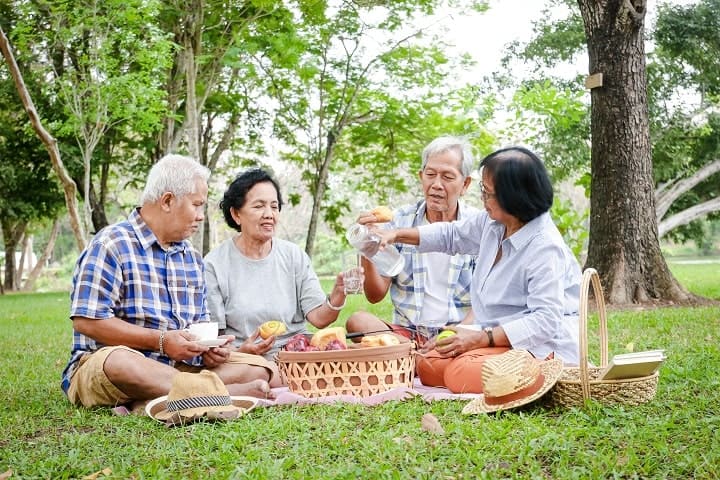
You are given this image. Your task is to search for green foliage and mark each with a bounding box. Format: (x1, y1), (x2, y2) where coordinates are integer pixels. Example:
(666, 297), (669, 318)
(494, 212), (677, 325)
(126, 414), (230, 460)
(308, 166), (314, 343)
(506, 80), (589, 181)
(261, 1), (491, 250)
(551, 197), (589, 260)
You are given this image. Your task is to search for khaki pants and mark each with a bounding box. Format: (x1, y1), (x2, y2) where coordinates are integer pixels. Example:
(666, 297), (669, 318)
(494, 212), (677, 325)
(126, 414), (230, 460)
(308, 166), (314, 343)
(67, 346), (274, 407)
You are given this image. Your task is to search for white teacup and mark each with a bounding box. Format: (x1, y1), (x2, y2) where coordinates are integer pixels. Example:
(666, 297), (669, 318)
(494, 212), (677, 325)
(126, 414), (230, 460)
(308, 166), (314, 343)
(187, 322), (219, 341)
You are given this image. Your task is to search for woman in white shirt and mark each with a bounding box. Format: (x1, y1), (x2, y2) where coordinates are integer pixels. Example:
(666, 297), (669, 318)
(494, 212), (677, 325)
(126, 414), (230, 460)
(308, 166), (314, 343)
(376, 146), (581, 393)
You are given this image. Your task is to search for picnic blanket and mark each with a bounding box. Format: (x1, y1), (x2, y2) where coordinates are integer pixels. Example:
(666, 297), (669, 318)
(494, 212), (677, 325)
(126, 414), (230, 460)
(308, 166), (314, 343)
(112, 379), (482, 417)
(256, 378), (482, 407)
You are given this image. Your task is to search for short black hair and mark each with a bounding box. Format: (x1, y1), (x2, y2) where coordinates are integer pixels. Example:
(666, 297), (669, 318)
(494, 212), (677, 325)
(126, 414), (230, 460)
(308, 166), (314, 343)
(219, 168), (283, 232)
(479, 146), (553, 223)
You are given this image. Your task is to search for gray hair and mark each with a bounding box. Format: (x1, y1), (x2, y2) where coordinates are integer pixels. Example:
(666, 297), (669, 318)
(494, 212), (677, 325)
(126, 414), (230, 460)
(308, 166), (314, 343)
(421, 136), (475, 177)
(140, 154), (211, 204)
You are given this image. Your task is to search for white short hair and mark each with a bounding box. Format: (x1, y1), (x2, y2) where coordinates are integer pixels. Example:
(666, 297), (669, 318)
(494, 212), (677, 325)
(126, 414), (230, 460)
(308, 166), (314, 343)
(421, 136), (475, 177)
(140, 154), (211, 204)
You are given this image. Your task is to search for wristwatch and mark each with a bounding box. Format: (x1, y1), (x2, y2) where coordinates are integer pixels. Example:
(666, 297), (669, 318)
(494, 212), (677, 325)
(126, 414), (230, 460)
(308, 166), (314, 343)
(483, 326), (495, 347)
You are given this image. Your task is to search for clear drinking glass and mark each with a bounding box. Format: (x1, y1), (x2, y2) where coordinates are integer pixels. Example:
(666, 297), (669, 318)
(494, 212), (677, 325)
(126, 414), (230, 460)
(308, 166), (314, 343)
(342, 252), (363, 294)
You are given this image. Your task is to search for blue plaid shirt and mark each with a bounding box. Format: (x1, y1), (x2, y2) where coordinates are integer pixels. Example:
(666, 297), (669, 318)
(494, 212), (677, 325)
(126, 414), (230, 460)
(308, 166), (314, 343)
(61, 208), (207, 393)
(385, 200), (478, 334)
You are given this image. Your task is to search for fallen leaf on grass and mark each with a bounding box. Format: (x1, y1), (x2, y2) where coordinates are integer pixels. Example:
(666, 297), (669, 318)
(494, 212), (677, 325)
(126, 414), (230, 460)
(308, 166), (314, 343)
(0, 469), (12, 479)
(421, 413), (445, 434)
(82, 467), (112, 479)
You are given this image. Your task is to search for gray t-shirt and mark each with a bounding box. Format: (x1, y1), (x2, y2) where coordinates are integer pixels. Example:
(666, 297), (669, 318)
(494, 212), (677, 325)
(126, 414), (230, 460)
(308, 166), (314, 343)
(204, 237), (326, 359)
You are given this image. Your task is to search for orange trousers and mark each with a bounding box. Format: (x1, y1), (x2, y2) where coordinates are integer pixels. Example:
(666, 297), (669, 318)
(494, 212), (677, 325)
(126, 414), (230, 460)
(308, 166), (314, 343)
(416, 347), (510, 393)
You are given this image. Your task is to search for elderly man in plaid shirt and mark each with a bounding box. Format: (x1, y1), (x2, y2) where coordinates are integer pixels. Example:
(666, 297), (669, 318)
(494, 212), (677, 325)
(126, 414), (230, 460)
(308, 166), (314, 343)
(347, 136), (479, 346)
(62, 154), (275, 411)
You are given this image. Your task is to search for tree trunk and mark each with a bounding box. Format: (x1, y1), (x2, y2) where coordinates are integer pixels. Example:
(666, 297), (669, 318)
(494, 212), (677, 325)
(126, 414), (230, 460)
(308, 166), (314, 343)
(15, 232), (28, 287)
(579, 0), (696, 305)
(22, 218), (61, 292)
(305, 131), (338, 257)
(1, 218), (26, 292)
(0, 26), (86, 252)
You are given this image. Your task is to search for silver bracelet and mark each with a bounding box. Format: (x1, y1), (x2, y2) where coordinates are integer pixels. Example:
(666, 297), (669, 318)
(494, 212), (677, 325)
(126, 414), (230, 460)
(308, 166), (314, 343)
(326, 295), (346, 311)
(159, 330), (166, 356)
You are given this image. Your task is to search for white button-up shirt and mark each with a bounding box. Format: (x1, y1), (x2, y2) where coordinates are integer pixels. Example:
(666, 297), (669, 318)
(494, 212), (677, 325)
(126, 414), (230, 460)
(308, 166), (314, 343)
(418, 211), (581, 364)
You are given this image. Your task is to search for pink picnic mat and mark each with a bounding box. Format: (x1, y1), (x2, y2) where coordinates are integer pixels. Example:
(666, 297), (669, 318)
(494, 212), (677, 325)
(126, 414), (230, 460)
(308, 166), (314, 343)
(256, 378), (482, 407)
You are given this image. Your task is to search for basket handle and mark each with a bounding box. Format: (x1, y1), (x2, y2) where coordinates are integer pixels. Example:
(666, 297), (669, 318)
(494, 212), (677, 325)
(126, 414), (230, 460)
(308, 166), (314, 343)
(578, 268), (609, 400)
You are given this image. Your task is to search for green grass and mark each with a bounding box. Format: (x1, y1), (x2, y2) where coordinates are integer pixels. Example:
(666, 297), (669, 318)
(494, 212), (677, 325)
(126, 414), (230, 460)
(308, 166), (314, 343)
(1, 268), (719, 479)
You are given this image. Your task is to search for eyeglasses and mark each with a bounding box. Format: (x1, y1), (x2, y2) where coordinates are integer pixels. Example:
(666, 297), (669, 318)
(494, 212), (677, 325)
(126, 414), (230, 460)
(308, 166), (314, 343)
(479, 183), (496, 202)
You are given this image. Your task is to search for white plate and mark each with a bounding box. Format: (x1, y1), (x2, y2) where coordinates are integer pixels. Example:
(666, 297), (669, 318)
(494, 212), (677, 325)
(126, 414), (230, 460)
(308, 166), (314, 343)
(196, 338), (227, 347)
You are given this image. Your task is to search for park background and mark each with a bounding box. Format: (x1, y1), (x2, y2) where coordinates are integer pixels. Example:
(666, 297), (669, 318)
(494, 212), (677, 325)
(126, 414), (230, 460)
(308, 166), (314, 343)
(1, 0), (720, 478)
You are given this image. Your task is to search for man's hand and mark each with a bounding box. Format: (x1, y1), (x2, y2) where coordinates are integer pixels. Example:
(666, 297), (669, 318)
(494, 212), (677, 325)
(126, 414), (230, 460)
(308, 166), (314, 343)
(162, 329), (209, 360)
(201, 335), (235, 368)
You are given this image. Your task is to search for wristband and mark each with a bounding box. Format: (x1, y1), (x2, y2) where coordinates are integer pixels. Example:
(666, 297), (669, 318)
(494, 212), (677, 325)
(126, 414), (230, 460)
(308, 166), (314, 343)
(326, 295), (346, 311)
(159, 330), (166, 356)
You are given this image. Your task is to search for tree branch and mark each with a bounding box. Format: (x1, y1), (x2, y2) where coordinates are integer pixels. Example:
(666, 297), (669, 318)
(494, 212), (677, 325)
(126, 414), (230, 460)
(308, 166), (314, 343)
(655, 158), (720, 221)
(659, 197), (720, 238)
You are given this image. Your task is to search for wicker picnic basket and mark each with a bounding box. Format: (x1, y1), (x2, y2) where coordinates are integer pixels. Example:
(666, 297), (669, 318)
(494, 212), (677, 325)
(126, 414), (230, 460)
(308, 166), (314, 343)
(277, 342), (415, 398)
(547, 268), (659, 407)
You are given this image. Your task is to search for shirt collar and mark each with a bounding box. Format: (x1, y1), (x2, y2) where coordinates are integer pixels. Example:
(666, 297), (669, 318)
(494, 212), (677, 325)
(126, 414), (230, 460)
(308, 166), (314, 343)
(128, 208), (187, 253)
(506, 212), (550, 250)
(415, 199), (471, 222)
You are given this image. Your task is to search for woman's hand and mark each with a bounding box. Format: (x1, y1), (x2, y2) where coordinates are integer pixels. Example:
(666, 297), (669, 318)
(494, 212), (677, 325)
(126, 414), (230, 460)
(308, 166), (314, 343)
(201, 335), (235, 367)
(430, 327), (484, 358)
(236, 329), (275, 356)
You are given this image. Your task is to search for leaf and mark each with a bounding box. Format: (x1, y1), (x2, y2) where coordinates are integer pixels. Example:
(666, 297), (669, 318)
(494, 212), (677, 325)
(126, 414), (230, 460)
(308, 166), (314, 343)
(421, 413), (445, 435)
(82, 468), (112, 480)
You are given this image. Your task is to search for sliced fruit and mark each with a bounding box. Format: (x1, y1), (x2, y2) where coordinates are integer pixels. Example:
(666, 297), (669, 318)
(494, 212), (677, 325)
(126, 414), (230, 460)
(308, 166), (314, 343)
(310, 326), (347, 349)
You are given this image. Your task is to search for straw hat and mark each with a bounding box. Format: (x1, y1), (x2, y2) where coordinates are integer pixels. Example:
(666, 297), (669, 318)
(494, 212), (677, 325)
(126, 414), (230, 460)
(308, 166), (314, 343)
(462, 349), (563, 414)
(145, 370), (258, 426)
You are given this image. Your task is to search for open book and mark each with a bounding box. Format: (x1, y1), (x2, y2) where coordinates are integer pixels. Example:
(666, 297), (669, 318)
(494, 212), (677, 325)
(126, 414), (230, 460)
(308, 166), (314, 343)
(598, 349), (666, 380)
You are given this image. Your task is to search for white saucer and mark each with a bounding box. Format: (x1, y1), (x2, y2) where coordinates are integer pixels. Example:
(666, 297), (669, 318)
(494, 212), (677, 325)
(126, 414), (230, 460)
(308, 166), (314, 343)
(197, 338), (227, 347)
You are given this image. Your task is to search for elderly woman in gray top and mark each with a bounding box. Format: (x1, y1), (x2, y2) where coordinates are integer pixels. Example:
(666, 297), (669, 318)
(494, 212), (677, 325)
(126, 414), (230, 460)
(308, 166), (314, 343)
(204, 168), (349, 385)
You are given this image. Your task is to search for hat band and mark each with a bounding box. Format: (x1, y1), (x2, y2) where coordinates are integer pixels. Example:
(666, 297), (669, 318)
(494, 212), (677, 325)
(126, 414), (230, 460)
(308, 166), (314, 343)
(484, 373), (545, 406)
(166, 394), (233, 412)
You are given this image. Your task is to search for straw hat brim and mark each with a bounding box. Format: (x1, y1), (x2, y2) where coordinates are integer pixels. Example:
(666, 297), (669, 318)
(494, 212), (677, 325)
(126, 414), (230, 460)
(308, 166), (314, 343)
(462, 358), (563, 414)
(145, 395), (259, 422)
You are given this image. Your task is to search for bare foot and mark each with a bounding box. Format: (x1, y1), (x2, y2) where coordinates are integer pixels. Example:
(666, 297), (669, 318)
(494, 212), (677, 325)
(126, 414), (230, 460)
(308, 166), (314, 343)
(227, 379), (275, 399)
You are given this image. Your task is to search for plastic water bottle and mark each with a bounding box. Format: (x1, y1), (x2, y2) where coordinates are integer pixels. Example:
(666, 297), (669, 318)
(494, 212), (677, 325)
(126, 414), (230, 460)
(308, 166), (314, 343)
(345, 223), (405, 277)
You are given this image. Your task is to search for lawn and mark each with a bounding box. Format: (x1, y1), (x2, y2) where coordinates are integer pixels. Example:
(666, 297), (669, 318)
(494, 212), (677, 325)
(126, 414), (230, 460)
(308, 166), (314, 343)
(1, 263), (718, 479)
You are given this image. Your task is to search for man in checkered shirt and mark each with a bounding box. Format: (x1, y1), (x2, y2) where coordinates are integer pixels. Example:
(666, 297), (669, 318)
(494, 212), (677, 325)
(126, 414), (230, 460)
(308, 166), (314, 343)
(62, 154), (275, 410)
(347, 136), (479, 345)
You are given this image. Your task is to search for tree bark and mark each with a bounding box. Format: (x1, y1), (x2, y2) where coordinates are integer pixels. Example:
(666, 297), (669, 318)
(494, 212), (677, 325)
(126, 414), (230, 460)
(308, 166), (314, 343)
(579, 0), (697, 305)
(0, 26), (86, 252)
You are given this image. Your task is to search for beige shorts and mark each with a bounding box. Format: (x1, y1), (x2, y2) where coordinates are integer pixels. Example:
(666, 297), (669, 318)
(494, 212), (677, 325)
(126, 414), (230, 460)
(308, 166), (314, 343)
(67, 346), (275, 408)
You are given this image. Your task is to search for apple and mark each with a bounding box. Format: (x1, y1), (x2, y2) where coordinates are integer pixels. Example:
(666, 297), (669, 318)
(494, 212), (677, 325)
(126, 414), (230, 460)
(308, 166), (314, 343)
(436, 330), (456, 341)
